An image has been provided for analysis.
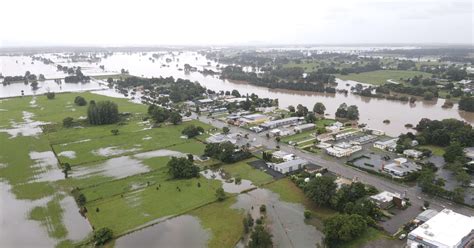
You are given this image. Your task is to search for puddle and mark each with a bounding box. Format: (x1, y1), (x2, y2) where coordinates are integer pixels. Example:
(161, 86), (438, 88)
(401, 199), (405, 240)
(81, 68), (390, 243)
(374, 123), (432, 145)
(0, 109), (7, 112)
(200, 169), (255, 194)
(0, 182), (56, 247)
(60, 139), (91, 147)
(57, 151), (76, 159)
(60, 196), (92, 241)
(0, 111), (50, 138)
(142, 135), (152, 140)
(115, 215), (210, 248)
(132, 149), (186, 160)
(73, 156), (149, 179)
(233, 188), (323, 248)
(29, 97), (38, 108)
(92, 146), (141, 157)
(29, 151), (64, 182)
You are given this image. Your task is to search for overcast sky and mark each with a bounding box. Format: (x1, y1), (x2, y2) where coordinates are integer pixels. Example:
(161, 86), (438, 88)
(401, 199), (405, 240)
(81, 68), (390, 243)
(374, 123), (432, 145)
(0, 0), (472, 46)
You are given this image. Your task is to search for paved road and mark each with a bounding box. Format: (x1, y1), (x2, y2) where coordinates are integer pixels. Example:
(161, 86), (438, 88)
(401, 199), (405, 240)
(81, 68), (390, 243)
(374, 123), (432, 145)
(195, 115), (474, 229)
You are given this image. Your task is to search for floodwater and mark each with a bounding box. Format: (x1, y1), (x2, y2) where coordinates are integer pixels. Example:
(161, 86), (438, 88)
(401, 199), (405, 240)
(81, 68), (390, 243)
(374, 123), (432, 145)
(73, 149), (188, 179)
(0, 182), (56, 247)
(29, 151), (64, 182)
(92, 146), (141, 157)
(200, 169), (255, 193)
(0, 111), (50, 138)
(114, 215), (210, 248)
(2, 51), (473, 136)
(233, 188), (323, 248)
(60, 196), (92, 241)
(57, 150), (76, 159)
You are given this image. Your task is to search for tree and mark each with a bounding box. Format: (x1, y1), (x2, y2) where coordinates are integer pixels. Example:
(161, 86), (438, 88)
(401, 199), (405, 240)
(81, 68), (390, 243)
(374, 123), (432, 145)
(93, 227), (114, 246)
(304, 176), (337, 206)
(323, 214), (367, 246)
(222, 126), (230, 134)
(231, 89), (241, 97)
(346, 105), (359, 120)
(169, 112), (182, 125)
(45, 92), (55, 100)
(75, 193), (87, 207)
(296, 104), (308, 117)
(304, 210), (312, 219)
(215, 187), (226, 201)
(459, 96), (474, 112)
(148, 105), (170, 123)
(74, 96), (87, 106)
(452, 187), (465, 203)
(313, 102), (326, 115)
(335, 103), (348, 119)
(167, 157), (199, 179)
(63, 117), (74, 128)
(182, 125), (204, 138)
(305, 113), (317, 123)
(443, 143), (464, 163)
(111, 129), (119, 135)
(288, 105), (295, 112)
(62, 163), (71, 178)
(423, 91), (435, 100)
(87, 100), (119, 125)
(248, 224), (273, 248)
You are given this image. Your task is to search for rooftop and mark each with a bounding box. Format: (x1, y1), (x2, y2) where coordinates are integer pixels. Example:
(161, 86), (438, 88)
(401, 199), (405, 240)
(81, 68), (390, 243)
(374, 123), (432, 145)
(409, 209), (474, 247)
(416, 209), (439, 223)
(260, 117), (300, 128)
(275, 158), (308, 170)
(370, 191), (400, 203)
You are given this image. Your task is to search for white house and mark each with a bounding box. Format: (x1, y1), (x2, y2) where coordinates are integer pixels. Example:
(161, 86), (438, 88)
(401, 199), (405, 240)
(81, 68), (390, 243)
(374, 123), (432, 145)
(273, 159), (308, 174)
(373, 138), (398, 151)
(326, 143), (362, 158)
(403, 149), (423, 159)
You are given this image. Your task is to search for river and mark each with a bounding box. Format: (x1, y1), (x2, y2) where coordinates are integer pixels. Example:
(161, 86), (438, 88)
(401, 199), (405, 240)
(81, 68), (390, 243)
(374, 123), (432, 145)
(1, 51), (473, 136)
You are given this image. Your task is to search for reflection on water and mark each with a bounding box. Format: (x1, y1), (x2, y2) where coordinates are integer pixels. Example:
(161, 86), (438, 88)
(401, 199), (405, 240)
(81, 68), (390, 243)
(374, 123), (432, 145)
(233, 188), (323, 248)
(114, 215), (209, 248)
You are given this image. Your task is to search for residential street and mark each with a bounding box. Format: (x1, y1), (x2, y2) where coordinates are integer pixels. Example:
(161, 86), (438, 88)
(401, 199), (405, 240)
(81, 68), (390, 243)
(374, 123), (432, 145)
(195, 114), (474, 233)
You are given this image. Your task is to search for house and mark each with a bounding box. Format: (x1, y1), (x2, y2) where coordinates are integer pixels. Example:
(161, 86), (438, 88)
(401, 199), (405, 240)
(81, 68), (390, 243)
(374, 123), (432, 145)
(273, 158), (308, 174)
(373, 138), (398, 151)
(407, 209), (474, 248)
(363, 127), (385, 136)
(294, 123), (315, 133)
(272, 150), (295, 161)
(334, 130), (358, 140)
(370, 191), (402, 209)
(196, 98), (214, 105)
(383, 158), (421, 177)
(326, 142), (362, 158)
(206, 133), (239, 144)
(351, 135), (377, 145)
(403, 149), (423, 159)
(260, 117), (301, 130)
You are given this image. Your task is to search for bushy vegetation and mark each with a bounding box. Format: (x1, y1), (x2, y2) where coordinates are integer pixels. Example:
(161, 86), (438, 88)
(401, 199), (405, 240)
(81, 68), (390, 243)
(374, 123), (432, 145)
(182, 125), (204, 138)
(204, 142), (251, 163)
(87, 100), (119, 125)
(323, 214), (367, 247)
(335, 103), (359, 120)
(167, 157), (199, 179)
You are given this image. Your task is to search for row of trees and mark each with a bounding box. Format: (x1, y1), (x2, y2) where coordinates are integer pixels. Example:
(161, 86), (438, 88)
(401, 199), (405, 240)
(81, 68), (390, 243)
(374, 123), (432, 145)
(335, 103), (359, 120)
(204, 142), (251, 163)
(148, 105), (182, 124)
(87, 100), (119, 125)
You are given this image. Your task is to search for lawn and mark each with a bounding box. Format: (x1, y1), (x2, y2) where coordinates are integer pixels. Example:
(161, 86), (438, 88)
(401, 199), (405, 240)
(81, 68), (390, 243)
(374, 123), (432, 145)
(281, 129), (317, 144)
(85, 175), (222, 235)
(337, 70), (432, 86)
(418, 145), (446, 156)
(264, 178), (336, 221)
(222, 159), (274, 186)
(339, 227), (393, 248)
(0, 92), (220, 247)
(190, 198), (245, 248)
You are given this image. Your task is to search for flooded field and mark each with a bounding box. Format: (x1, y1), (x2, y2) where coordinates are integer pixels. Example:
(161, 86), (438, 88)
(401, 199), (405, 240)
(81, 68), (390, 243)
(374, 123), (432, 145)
(115, 215), (210, 248)
(233, 188), (323, 247)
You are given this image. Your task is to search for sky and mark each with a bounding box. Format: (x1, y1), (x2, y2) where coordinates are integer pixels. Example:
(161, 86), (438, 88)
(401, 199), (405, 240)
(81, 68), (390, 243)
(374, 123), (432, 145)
(0, 0), (472, 46)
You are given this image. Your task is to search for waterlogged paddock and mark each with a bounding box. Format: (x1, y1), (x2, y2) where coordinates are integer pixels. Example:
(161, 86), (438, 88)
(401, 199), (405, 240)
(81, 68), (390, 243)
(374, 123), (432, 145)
(115, 215), (210, 248)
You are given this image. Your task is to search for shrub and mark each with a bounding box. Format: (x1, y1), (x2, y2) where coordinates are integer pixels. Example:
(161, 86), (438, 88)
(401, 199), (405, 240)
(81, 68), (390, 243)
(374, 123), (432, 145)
(45, 92), (55, 99)
(93, 227), (113, 246)
(74, 96), (87, 106)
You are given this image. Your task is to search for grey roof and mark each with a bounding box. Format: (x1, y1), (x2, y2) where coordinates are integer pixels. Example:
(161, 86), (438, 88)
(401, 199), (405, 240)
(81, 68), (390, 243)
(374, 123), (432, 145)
(416, 209), (439, 222)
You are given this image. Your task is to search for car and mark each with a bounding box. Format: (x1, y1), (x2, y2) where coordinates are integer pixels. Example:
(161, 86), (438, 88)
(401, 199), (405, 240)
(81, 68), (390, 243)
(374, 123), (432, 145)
(399, 234), (406, 240)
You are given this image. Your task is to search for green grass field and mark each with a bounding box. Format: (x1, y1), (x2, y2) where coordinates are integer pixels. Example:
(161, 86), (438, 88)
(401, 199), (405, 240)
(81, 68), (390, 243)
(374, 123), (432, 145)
(222, 159), (274, 186)
(418, 145), (446, 156)
(337, 70), (432, 86)
(0, 92), (234, 246)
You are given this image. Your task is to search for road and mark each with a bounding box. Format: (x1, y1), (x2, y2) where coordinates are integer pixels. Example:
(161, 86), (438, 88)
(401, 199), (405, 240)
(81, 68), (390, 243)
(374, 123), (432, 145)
(195, 114), (474, 226)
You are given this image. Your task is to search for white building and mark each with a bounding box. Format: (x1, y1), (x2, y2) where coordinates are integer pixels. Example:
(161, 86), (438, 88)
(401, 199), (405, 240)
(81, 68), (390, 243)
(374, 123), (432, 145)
(206, 133), (239, 144)
(373, 138), (398, 151)
(272, 150), (295, 162)
(294, 123), (315, 133)
(404, 149), (423, 159)
(370, 191), (402, 209)
(260, 117), (301, 130)
(383, 158), (421, 177)
(326, 143), (362, 158)
(273, 158), (308, 174)
(407, 209), (474, 248)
